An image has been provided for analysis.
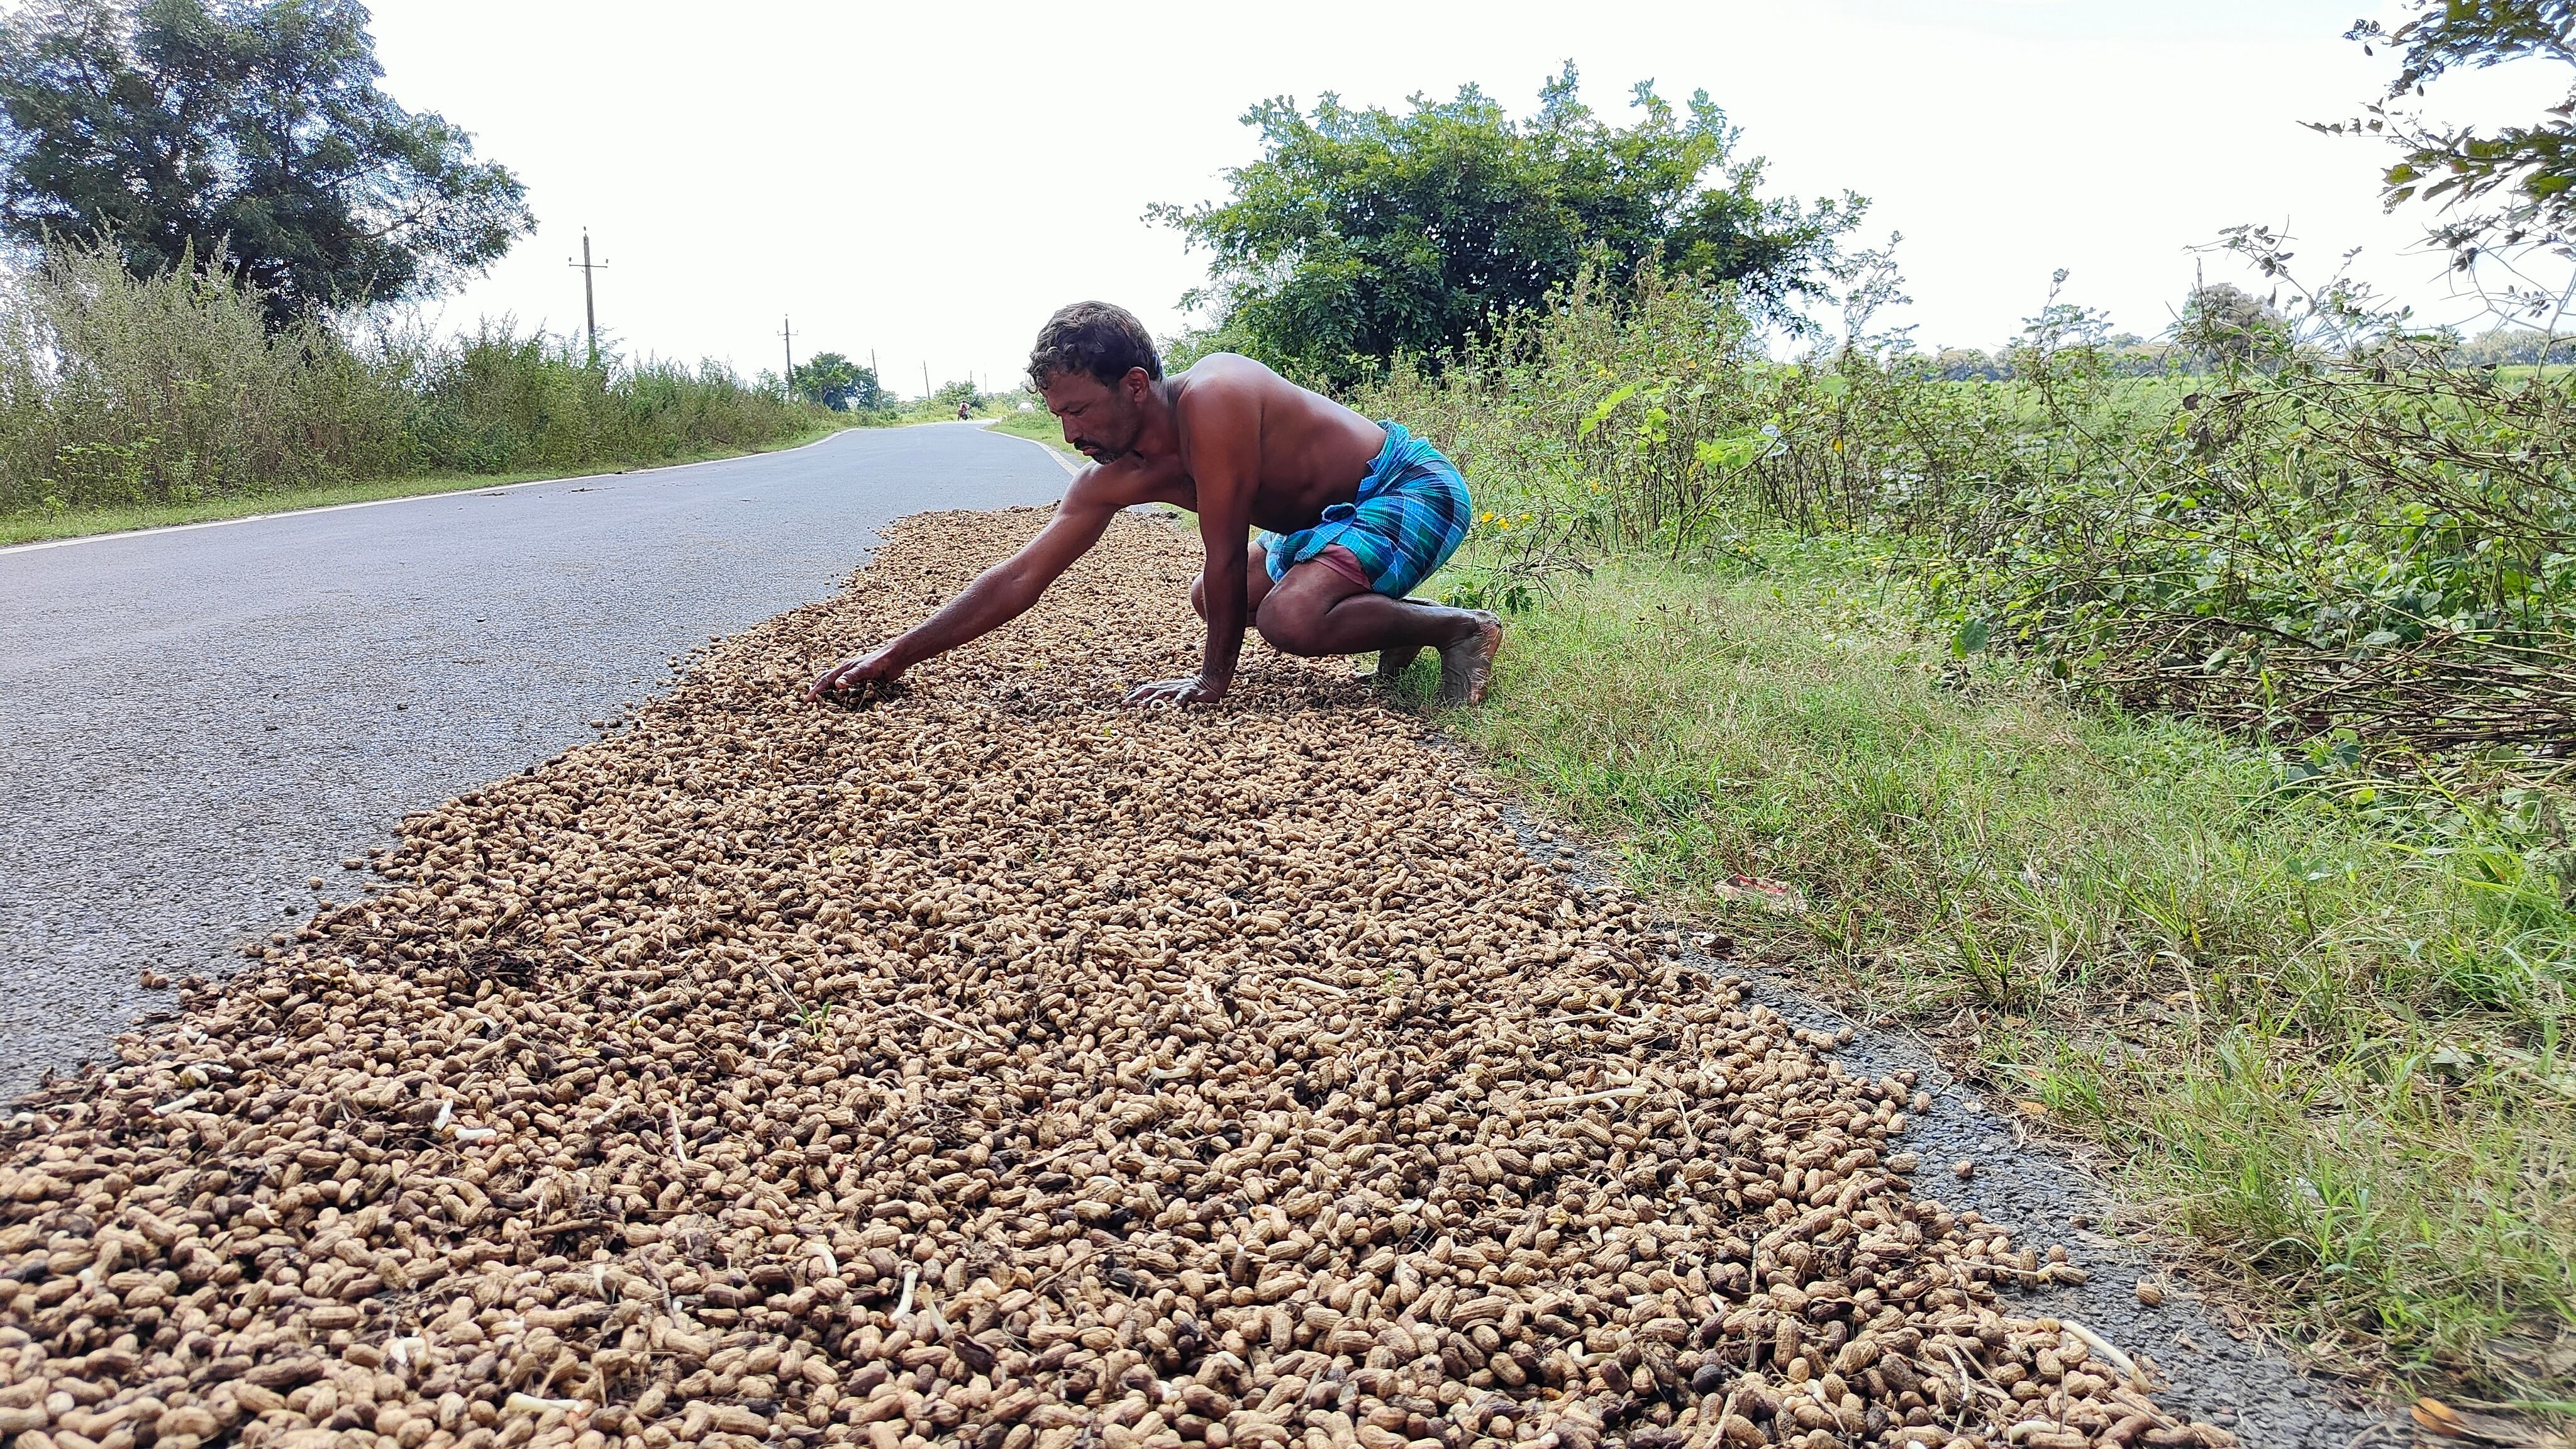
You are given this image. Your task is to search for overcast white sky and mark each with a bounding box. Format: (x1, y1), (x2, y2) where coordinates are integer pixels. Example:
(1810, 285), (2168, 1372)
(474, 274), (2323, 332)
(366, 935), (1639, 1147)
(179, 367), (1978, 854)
(365, 0), (2565, 397)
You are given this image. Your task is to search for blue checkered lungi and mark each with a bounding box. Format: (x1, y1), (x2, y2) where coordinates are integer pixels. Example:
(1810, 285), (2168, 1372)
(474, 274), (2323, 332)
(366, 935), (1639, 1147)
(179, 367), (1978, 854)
(1257, 421), (1471, 600)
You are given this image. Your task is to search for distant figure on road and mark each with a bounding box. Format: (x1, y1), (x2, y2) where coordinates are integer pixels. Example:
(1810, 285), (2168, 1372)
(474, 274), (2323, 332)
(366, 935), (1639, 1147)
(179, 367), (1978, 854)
(957, 400), (973, 419)
(810, 301), (1501, 707)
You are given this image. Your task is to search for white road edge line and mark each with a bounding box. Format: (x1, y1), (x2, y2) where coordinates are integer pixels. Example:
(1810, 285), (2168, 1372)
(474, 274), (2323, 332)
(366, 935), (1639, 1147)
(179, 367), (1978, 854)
(989, 425), (1082, 477)
(0, 425), (862, 558)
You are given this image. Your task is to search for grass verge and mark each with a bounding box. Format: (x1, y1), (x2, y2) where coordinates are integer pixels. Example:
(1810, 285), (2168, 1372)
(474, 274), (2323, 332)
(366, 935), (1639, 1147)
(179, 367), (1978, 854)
(0, 421), (852, 548)
(1409, 535), (2576, 1407)
(982, 407), (1080, 454)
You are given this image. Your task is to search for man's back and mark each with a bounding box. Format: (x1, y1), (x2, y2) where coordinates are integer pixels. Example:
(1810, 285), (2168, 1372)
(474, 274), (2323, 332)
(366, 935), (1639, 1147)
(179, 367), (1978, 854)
(1165, 353), (1389, 532)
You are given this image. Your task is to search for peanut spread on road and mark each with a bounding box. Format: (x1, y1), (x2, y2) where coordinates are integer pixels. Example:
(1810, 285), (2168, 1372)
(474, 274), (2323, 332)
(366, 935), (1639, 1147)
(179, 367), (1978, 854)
(0, 511), (2228, 1449)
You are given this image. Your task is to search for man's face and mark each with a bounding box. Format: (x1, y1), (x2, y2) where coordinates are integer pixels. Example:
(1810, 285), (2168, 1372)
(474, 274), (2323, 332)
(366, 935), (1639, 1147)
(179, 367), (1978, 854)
(1041, 369), (1146, 463)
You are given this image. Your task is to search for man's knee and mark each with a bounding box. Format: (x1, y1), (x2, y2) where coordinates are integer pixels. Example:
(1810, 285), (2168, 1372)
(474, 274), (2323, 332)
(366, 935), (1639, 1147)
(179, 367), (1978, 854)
(1256, 596), (1331, 657)
(1197, 554), (1275, 623)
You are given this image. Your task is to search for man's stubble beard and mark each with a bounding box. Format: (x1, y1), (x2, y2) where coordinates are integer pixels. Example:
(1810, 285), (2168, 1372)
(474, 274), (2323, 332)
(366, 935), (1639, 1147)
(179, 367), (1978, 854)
(1078, 408), (1143, 464)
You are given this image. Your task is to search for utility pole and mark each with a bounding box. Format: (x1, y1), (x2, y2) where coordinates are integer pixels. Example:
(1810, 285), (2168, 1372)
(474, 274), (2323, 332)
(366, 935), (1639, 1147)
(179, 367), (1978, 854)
(922, 360), (931, 400)
(780, 316), (796, 399)
(567, 230), (608, 367)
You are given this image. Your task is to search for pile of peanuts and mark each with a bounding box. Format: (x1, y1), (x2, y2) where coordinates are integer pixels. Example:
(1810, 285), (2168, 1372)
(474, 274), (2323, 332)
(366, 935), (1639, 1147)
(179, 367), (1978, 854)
(0, 509), (2231, 1449)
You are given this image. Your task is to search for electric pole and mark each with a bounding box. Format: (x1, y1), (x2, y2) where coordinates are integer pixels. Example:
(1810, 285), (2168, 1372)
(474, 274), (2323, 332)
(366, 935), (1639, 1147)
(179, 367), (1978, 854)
(780, 316), (796, 399)
(922, 360), (931, 400)
(567, 230), (608, 366)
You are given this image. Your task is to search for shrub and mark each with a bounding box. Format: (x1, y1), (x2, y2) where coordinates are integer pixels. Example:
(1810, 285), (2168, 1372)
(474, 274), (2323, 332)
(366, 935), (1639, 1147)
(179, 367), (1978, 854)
(1365, 258), (2576, 761)
(0, 241), (829, 516)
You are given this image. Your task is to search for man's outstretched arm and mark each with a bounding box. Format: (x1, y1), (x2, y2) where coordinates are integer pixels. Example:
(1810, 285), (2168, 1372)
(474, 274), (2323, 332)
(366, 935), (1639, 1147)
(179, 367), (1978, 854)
(808, 489), (1119, 699)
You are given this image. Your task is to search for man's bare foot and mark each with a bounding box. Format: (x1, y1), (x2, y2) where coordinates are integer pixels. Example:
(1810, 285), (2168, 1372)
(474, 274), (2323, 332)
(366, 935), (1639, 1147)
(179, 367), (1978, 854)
(1373, 645), (1423, 692)
(1436, 612), (1503, 705)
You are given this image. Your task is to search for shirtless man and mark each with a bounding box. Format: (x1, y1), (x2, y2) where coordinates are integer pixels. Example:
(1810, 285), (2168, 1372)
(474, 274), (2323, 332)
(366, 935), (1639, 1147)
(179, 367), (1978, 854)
(808, 301), (1502, 707)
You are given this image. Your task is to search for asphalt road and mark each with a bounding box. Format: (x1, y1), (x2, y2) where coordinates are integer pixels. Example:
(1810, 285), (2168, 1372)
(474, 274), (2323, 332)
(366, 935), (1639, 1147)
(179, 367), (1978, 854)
(0, 422), (1073, 1099)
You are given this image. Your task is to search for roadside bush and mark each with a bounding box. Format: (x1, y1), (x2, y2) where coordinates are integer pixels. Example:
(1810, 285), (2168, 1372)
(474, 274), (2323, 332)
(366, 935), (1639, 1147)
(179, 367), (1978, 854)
(1906, 259), (2576, 758)
(1365, 258), (2576, 763)
(0, 241), (392, 508)
(388, 326), (819, 476)
(0, 241), (829, 516)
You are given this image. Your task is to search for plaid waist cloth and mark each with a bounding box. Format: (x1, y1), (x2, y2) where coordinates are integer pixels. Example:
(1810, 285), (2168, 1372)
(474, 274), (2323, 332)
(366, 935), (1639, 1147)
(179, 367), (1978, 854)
(1257, 421), (1471, 599)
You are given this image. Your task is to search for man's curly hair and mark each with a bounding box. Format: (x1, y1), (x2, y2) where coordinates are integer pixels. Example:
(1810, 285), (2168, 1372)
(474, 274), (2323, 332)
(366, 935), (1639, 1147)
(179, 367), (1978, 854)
(1027, 301), (1161, 391)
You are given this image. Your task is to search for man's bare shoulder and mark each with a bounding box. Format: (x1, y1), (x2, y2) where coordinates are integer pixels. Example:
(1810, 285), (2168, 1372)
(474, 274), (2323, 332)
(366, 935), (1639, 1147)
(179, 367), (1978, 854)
(1170, 353), (1308, 413)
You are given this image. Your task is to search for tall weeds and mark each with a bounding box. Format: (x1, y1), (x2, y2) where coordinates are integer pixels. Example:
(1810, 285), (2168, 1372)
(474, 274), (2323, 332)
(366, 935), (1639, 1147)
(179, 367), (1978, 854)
(1366, 261), (2576, 763)
(0, 242), (826, 517)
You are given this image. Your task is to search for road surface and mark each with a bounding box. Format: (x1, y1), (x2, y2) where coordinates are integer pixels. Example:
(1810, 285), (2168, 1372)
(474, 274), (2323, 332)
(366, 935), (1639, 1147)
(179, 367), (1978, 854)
(0, 422), (1072, 1099)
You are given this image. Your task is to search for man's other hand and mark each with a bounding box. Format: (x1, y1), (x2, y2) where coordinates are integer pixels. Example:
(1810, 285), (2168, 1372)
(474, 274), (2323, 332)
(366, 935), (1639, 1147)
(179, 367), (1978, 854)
(808, 649), (904, 702)
(1122, 674), (1228, 708)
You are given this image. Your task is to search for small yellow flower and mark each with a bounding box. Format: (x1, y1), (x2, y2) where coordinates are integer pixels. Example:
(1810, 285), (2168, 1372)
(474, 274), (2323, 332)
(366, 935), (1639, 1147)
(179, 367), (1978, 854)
(1479, 511), (1494, 523)
(1496, 518), (1512, 530)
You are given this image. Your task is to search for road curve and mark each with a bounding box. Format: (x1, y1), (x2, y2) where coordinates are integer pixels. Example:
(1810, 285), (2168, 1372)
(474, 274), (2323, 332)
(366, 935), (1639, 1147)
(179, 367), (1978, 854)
(0, 422), (1074, 1098)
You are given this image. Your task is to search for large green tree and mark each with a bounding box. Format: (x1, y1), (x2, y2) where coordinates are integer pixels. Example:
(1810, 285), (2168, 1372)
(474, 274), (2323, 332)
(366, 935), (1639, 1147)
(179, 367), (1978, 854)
(0, 0), (532, 325)
(1152, 64), (1863, 382)
(790, 352), (883, 413)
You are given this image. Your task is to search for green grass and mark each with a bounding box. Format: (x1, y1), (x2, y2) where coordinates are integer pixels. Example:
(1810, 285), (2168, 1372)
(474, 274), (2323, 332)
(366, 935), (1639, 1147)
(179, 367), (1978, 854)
(0, 421), (851, 547)
(984, 406), (1080, 454)
(1407, 535), (2576, 1404)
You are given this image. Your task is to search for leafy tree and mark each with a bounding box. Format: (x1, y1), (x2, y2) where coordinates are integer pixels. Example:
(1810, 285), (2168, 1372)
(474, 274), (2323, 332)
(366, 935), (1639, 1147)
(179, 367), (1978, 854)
(2175, 282), (2287, 365)
(1928, 347), (2006, 382)
(2455, 325), (2576, 364)
(928, 378), (979, 412)
(790, 352), (882, 411)
(2324, 1), (2576, 264)
(0, 0), (533, 326)
(1151, 64), (1862, 384)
